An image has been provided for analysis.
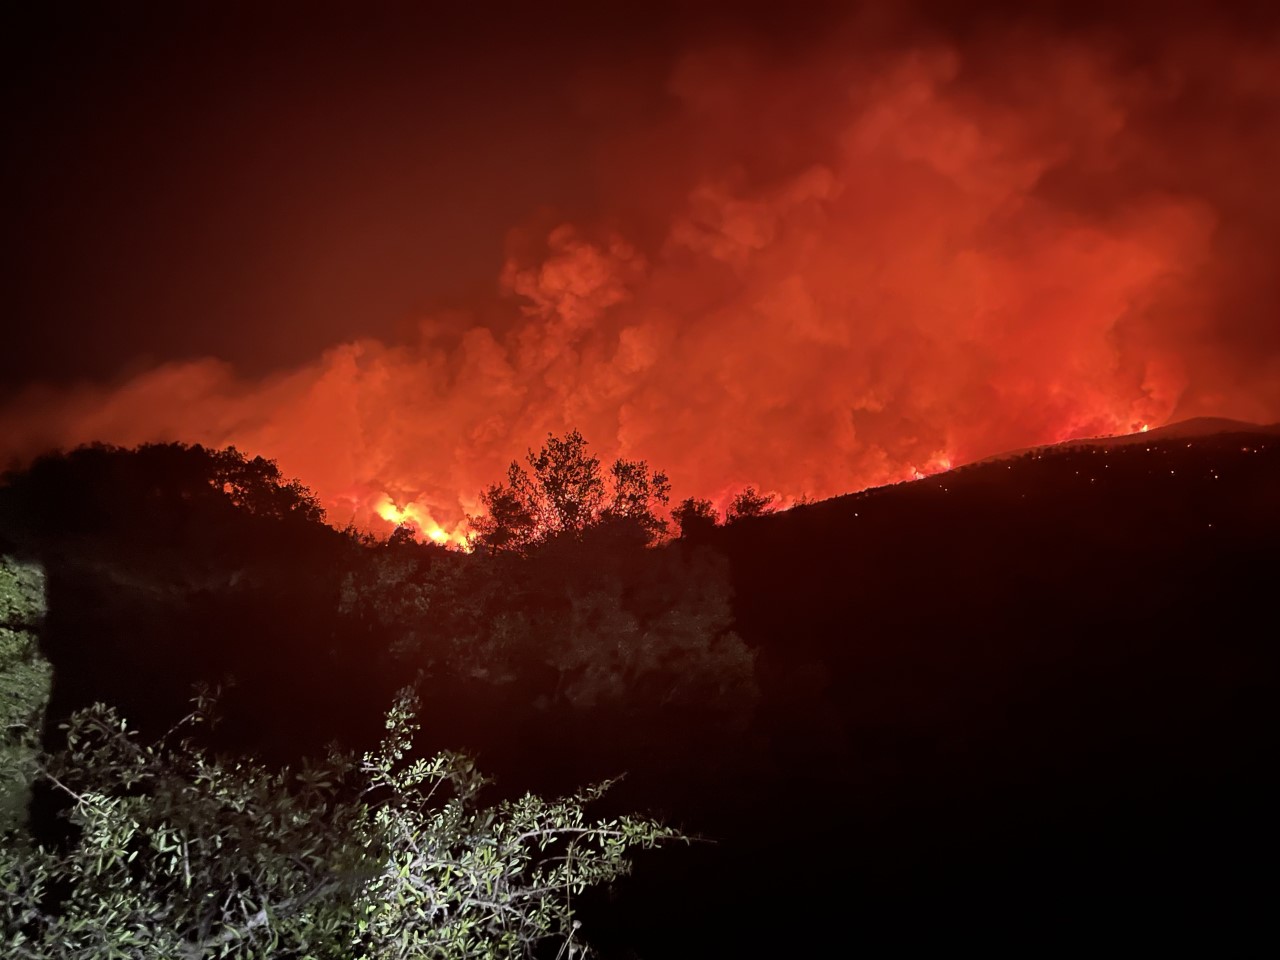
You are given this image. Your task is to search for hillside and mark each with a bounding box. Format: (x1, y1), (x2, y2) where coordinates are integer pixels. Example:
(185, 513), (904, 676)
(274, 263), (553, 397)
(624, 424), (1279, 951)
(971, 415), (1280, 461)
(1, 425), (1276, 953)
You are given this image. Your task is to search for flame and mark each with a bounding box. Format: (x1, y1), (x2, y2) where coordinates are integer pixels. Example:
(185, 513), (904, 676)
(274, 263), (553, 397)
(910, 451), (955, 481)
(373, 495), (468, 547)
(374, 497), (410, 526)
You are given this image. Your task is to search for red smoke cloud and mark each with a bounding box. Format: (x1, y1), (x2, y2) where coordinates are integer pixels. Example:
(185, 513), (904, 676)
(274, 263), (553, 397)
(4, 11), (1278, 538)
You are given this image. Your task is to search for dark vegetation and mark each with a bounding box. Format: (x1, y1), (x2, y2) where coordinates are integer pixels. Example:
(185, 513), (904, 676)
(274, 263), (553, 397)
(2, 425), (1278, 953)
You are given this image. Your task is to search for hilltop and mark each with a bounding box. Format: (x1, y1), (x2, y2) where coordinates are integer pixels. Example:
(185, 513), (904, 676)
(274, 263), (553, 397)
(972, 415), (1280, 462)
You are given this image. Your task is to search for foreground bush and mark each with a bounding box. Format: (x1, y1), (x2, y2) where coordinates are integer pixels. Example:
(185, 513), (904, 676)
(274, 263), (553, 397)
(0, 555), (50, 837)
(1, 690), (680, 959)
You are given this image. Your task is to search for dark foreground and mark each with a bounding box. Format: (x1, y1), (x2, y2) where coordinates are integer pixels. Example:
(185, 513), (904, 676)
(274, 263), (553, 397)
(5, 427), (1276, 954)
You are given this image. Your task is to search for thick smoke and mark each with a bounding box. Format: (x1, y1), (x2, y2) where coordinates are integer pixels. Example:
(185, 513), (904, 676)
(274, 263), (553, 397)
(3, 7), (1278, 537)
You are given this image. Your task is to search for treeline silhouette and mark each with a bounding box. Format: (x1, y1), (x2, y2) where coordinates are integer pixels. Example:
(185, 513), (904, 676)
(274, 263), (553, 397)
(2, 427), (1277, 953)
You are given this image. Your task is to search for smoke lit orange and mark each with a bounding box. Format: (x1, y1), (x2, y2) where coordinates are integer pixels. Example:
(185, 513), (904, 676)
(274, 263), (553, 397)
(2, 11), (1277, 537)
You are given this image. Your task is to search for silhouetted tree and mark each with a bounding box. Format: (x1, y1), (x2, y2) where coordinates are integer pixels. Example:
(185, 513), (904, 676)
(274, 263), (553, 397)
(601, 457), (672, 542)
(725, 486), (775, 522)
(0, 442), (324, 542)
(672, 497), (719, 539)
(470, 430), (670, 551)
(208, 446), (325, 524)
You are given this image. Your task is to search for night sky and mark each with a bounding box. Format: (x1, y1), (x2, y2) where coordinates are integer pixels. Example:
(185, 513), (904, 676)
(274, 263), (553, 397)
(3, 1), (1278, 535)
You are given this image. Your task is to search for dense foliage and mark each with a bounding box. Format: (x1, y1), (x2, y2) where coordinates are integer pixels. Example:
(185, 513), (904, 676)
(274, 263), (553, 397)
(0, 437), (697, 957)
(0, 556), (50, 837)
(0, 442), (324, 544)
(340, 527), (758, 723)
(0, 688), (680, 959)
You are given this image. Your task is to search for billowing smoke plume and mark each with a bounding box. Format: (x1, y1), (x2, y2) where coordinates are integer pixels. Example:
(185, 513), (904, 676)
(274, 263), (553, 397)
(4, 6), (1278, 538)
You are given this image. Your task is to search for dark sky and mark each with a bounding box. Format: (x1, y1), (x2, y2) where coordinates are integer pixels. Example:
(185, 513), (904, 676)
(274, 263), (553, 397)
(1, 1), (861, 389)
(3, 3), (621, 386)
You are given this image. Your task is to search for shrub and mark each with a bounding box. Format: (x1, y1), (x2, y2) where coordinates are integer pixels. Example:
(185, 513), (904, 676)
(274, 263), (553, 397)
(0, 689), (681, 959)
(0, 555), (50, 837)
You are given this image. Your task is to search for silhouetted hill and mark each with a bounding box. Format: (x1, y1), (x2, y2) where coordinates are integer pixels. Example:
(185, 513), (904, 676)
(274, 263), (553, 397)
(974, 415), (1280, 462)
(1101, 415), (1278, 441)
(2, 428), (1276, 953)
(604, 424), (1279, 953)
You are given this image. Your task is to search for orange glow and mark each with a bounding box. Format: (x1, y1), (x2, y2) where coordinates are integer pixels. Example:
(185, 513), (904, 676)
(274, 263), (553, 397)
(375, 497), (410, 526)
(1, 19), (1276, 533)
(373, 495), (468, 547)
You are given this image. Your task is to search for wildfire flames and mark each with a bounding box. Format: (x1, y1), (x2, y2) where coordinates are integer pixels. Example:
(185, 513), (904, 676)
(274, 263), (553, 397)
(373, 496), (466, 547)
(2, 7), (1278, 538)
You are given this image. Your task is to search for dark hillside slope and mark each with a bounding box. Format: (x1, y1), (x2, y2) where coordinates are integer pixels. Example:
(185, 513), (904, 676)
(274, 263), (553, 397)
(613, 428), (1278, 952)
